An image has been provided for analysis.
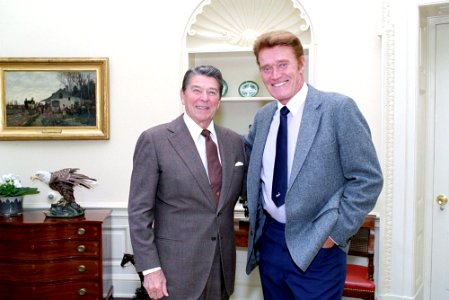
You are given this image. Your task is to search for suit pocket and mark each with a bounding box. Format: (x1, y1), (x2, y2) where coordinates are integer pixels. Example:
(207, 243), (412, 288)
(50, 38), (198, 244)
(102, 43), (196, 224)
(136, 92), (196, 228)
(231, 163), (245, 186)
(312, 186), (343, 223)
(312, 130), (337, 150)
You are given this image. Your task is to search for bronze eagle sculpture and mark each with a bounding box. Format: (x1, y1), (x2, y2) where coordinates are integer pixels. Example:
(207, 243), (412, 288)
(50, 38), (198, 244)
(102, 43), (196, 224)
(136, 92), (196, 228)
(32, 168), (97, 217)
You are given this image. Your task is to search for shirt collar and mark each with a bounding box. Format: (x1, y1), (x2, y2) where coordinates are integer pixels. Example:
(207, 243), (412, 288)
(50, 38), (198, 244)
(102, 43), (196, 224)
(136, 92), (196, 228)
(183, 113), (217, 140)
(276, 83), (308, 116)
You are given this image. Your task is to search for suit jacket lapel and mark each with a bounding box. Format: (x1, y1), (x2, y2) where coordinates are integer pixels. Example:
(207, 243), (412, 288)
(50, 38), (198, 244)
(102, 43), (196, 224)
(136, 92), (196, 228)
(215, 126), (231, 211)
(289, 86), (322, 190)
(253, 102), (278, 175)
(167, 116), (213, 204)
(246, 102), (277, 205)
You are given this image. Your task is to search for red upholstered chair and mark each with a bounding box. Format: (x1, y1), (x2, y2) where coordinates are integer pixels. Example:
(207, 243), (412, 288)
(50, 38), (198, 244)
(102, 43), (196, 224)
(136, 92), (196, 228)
(343, 214), (376, 300)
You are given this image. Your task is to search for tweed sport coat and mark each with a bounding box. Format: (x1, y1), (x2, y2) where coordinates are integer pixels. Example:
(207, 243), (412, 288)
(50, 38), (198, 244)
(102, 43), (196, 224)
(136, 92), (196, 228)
(128, 115), (246, 299)
(245, 84), (383, 273)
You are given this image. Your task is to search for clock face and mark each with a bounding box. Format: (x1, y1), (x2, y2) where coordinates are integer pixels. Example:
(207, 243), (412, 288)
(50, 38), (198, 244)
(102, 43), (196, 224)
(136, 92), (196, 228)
(238, 81), (259, 97)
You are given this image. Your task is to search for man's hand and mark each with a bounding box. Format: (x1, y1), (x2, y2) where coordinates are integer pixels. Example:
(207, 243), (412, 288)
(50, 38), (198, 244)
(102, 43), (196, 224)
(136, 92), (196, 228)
(322, 237), (336, 248)
(143, 269), (169, 299)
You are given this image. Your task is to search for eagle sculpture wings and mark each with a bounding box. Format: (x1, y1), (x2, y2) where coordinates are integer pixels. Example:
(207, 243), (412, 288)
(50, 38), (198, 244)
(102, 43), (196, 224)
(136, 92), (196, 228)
(32, 168), (97, 217)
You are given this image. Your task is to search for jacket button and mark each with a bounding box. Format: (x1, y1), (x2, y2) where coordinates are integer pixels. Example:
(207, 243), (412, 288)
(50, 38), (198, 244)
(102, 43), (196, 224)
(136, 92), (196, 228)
(211, 237), (217, 241)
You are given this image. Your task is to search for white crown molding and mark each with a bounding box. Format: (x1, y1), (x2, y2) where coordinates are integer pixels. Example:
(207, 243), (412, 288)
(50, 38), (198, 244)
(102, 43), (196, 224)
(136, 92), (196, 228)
(186, 0), (312, 48)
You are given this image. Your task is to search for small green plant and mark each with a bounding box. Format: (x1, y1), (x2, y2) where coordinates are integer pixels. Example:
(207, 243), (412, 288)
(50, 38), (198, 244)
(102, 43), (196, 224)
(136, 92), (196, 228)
(0, 174), (39, 197)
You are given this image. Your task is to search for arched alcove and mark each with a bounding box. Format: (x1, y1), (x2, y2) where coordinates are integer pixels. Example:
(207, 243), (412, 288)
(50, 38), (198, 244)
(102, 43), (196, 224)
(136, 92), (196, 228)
(182, 0), (315, 219)
(182, 0), (314, 137)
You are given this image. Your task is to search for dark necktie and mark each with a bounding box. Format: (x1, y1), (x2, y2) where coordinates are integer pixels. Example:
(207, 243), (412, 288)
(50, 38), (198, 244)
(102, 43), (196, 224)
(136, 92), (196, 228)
(201, 129), (222, 201)
(272, 106), (290, 207)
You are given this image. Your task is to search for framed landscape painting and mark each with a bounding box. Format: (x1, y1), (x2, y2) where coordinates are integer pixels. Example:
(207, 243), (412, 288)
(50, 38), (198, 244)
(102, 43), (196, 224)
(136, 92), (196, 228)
(0, 58), (109, 140)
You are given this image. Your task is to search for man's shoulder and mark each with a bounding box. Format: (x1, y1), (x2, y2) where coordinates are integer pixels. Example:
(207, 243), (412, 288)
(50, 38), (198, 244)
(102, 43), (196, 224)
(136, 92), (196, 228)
(140, 115), (183, 136)
(307, 84), (352, 105)
(215, 124), (242, 140)
(139, 123), (169, 138)
(254, 100), (277, 118)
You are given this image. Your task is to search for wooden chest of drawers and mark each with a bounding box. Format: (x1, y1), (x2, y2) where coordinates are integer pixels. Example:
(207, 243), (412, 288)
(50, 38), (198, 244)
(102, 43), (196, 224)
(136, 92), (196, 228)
(0, 209), (112, 300)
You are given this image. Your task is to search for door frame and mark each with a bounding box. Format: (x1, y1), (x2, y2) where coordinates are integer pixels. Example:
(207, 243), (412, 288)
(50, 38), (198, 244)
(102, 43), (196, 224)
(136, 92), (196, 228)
(423, 14), (449, 300)
(377, 2), (449, 299)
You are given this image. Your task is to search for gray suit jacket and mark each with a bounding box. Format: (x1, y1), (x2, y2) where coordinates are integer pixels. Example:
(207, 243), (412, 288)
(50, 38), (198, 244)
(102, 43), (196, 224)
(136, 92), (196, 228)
(245, 84), (383, 273)
(128, 115), (246, 299)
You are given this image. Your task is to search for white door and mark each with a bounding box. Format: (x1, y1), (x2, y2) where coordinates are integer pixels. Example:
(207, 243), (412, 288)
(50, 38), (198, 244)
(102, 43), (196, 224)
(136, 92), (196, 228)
(430, 16), (449, 299)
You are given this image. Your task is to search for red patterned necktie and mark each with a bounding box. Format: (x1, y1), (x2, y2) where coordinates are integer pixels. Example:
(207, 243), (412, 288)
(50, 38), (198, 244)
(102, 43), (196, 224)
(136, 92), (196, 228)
(201, 129), (222, 201)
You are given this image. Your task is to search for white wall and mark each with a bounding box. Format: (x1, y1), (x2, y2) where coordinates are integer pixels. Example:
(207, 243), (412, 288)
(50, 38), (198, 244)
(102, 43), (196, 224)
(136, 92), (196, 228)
(0, 0), (384, 297)
(0, 0), (383, 208)
(0, 0), (199, 208)
(302, 0), (383, 150)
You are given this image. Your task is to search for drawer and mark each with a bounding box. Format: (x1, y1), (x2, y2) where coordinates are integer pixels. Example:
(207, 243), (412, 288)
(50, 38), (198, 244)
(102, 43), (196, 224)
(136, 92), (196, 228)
(0, 259), (100, 282)
(0, 223), (100, 241)
(0, 280), (102, 300)
(0, 240), (100, 259)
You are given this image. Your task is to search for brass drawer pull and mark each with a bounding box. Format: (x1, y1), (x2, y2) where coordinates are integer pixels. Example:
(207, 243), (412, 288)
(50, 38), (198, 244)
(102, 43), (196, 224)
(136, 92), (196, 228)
(78, 288), (87, 296)
(77, 228), (86, 235)
(78, 264), (86, 272)
(77, 245), (86, 252)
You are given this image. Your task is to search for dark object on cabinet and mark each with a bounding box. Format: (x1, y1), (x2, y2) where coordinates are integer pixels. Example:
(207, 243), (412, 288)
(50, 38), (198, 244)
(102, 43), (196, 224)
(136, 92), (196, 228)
(343, 214), (376, 300)
(120, 253), (150, 300)
(0, 209), (112, 300)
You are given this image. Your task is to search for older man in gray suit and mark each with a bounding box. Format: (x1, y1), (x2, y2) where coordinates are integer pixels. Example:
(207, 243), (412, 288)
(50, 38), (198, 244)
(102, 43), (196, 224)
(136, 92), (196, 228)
(244, 31), (383, 299)
(129, 65), (246, 300)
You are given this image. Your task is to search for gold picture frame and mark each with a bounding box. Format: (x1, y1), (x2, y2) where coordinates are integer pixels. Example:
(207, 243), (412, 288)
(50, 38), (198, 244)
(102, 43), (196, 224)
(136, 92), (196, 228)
(0, 58), (109, 140)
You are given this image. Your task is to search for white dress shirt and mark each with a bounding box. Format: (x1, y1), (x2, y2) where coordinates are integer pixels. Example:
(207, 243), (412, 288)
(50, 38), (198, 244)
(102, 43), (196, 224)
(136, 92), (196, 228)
(261, 84), (308, 223)
(183, 113), (221, 174)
